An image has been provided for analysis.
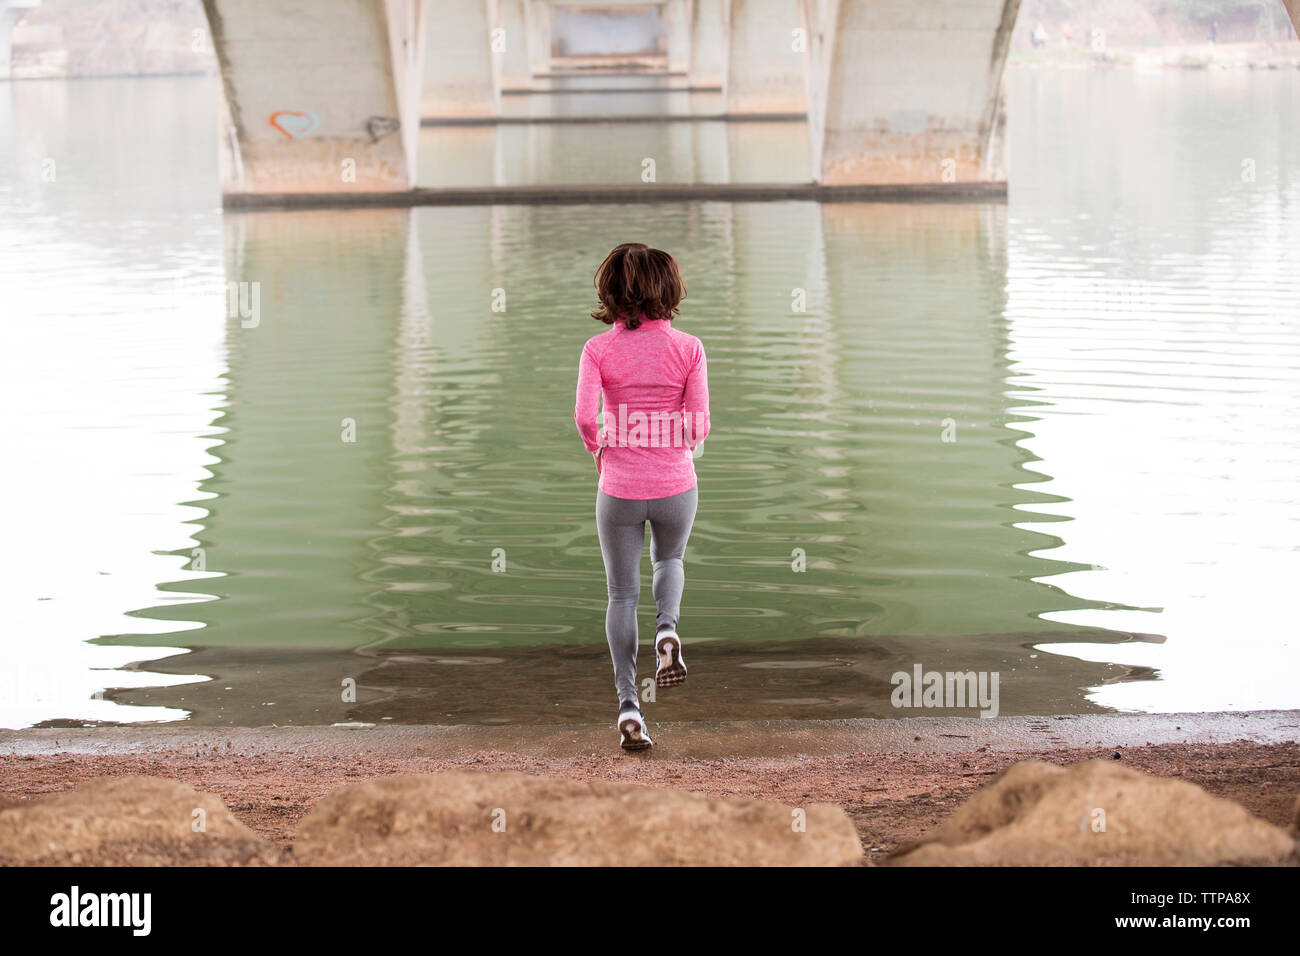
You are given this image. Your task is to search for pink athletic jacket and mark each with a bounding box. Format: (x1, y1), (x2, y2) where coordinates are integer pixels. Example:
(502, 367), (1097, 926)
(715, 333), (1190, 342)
(574, 317), (710, 500)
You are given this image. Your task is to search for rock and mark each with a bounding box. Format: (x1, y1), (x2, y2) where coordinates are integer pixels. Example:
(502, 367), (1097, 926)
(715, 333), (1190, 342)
(293, 771), (862, 866)
(0, 776), (276, 866)
(888, 760), (1297, 867)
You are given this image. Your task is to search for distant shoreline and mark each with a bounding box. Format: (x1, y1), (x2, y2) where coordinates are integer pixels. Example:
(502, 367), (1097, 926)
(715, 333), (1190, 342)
(1010, 39), (1300, 71)
(7, 39), (1299, 83)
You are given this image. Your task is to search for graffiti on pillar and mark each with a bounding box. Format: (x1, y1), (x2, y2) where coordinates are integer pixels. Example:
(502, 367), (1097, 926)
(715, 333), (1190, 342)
(269, 110), (321, 139)
(366, 116), (401, 143)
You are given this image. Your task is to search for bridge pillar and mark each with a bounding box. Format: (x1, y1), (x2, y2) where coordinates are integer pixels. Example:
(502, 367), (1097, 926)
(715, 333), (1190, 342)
(524, 0), (551, 76)
(0, 8), (18, 80)
(664, 0), (692, 74)
(1, 0), (39, 80)
(806, 0), (1019, 185)
(689, 0), (724, 86)
(202, 0), (424, 195)
(423, 0), (499, 118)
(496, 0), (530, 89)
(724, 0), (806, 114)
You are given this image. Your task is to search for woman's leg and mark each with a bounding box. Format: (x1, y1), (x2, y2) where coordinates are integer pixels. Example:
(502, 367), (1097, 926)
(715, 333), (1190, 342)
(647, 485), (698, 635)
(596, 490), (647, 705)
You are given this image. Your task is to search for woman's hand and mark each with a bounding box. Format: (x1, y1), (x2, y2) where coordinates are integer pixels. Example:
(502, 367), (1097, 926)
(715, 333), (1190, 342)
(593, 446), (604, 476)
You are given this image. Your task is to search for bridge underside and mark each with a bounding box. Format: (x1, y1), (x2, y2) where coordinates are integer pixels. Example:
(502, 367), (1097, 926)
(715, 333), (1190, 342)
(198, 0), (1300, 198)
(202, 0), (424, 194)
(809, 0), (1019, 186)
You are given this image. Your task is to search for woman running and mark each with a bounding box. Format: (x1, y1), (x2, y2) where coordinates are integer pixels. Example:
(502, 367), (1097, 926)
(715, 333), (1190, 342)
(574, 242), (710, 751)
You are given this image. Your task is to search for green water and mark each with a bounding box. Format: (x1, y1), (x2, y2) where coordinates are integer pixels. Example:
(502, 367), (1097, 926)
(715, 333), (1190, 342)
(2, 69), (1297, 726)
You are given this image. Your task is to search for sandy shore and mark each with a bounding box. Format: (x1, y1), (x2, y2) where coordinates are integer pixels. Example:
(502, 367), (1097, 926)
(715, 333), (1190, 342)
(3, 712), (1297, 862)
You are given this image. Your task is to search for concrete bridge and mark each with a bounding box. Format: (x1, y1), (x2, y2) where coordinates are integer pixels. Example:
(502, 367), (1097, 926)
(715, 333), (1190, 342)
(191, 0), (1298, 202)
(0, 0), (39, 79)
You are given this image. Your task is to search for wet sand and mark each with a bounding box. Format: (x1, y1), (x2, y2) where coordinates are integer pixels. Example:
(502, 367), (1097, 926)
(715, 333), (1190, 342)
(3, 712), (1297, 862)
(78, 634), (1144, 728)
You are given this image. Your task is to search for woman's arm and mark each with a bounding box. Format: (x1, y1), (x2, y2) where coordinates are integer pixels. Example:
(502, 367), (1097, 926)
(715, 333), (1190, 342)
(683, 341), (710, 448)
(574, 341), (604, 453)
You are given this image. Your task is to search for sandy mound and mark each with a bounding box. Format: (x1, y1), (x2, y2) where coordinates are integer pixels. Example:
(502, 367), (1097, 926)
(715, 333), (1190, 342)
(0, 776), (277, 866)
(293, 770), (862, 865)
(889, 759), (1297, 866)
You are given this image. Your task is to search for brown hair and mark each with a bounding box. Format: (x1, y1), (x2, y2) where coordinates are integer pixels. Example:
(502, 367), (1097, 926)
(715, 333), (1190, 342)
(590, 242), (686, 331)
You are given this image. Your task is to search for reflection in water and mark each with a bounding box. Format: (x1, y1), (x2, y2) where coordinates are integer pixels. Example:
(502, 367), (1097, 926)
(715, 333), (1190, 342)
(1006, 70), (1300, 712)
(1, 69), (1296, 726)
(95, 199), (1133, 724)
(1, 78), (223, 727)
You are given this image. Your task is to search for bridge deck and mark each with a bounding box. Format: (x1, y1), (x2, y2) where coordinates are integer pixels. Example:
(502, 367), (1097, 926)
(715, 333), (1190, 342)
(223, 181), (1009, 210)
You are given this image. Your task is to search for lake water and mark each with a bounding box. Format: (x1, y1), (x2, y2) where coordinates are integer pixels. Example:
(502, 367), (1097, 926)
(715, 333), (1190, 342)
(1, 68), (1297, 727)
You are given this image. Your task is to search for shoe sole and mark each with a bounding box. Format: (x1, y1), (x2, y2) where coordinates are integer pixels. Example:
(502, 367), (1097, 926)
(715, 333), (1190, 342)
(619, 718), (653, 751)
(655, 636), (687, 688)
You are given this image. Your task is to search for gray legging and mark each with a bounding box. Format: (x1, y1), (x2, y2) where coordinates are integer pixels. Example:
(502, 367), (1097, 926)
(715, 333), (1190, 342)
(596, 485), (698, 705)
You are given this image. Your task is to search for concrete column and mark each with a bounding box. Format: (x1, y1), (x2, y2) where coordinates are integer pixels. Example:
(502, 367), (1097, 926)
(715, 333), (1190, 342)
(0, 8), (19, 80)
(524, 0), (551, 76)
(664, 0), (692, 73)
(496, 0), (530, 88)
(690, 0), (724, 86)
(723, 0), (806, 114)
(800, 0), (834, 181)
(1, 0), (40, 80)
(422, 0), (499, 118)
(202, 0), (425, 195)
(810, 0), (1020, 185)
